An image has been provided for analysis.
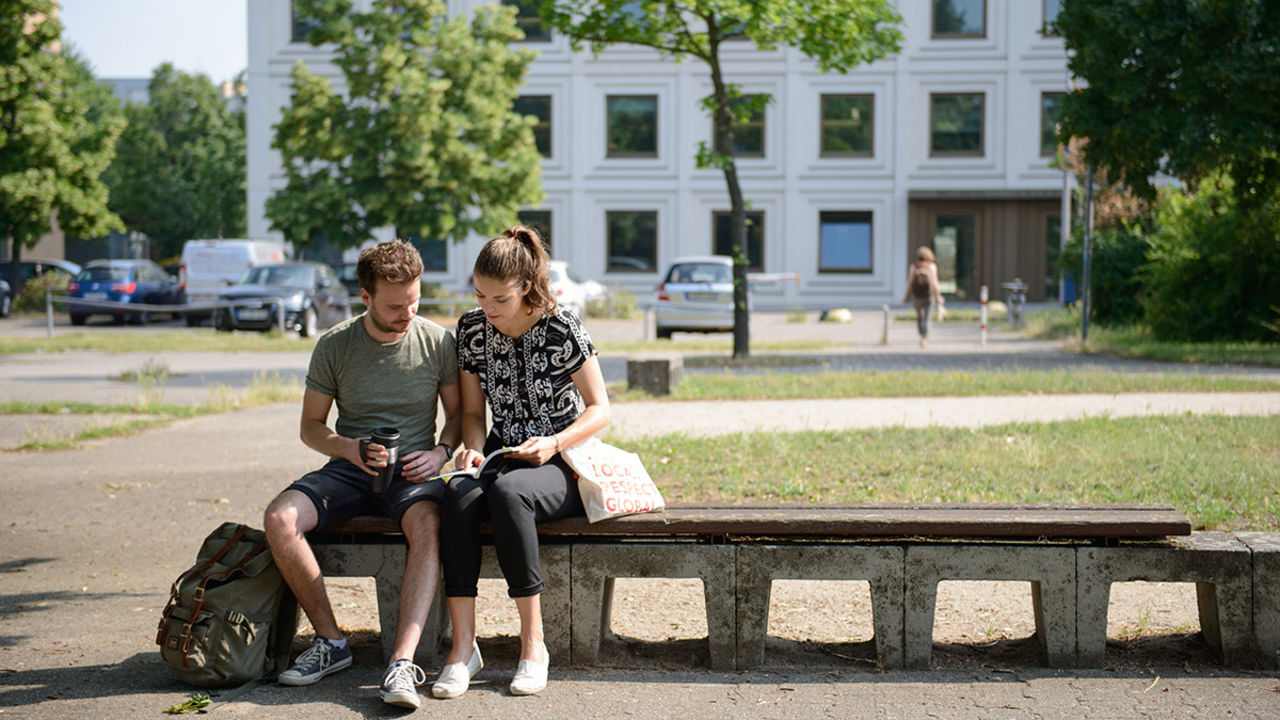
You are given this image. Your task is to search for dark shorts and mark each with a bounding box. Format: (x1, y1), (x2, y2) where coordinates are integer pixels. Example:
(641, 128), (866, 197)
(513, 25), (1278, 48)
(286, 457), (446, 531)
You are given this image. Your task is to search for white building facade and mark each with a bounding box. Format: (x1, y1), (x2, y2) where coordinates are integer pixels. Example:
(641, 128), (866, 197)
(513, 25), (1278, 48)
(247, 0), (1072, 306)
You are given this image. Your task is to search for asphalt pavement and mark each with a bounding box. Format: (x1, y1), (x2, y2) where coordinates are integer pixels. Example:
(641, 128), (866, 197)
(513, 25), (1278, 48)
(1, 311), (1278, 719)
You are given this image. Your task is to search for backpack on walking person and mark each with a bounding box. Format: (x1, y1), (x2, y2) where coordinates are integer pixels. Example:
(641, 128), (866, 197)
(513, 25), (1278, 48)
(156, 522), (294, 687)
(910, 264), (932, 301)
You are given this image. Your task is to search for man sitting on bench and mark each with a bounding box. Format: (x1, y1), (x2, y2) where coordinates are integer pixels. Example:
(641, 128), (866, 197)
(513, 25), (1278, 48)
(263, 240), (461, 710)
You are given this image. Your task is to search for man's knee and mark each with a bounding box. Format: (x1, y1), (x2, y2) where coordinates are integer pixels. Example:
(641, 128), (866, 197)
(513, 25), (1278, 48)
(400, 501), (440, 547)
(264, 489), (318, 541)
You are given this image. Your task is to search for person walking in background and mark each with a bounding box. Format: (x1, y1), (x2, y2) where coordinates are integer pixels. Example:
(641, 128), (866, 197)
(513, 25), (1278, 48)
(433, 225), (610, 699)
(262, 240), (462, 710)
(903, 246), (946, 348)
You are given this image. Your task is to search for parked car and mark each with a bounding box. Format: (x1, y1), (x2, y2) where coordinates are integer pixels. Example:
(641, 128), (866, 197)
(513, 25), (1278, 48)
(0, 278), (10, 317)
(336, 262), (362, 297)
(214, 261), (350, 337)
(547, 260), (588, 318)
(655, 255), (736, 339)
(0, 258), (81, 312)
(179, 238), (289, 326)
(66, 259), (184, 325)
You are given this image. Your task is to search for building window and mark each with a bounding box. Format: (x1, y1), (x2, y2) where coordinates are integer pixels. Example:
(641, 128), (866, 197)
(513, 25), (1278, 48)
(606, 211), (658, 272)
(517, 210), (552, 252)
(1042, 0), (1063, 36)
(505, 1), (550, 42)
(932, 0), (986, 38)
(607, 95), (658, 158)
(713, 211), (764, 271)
(820, 94), (874, 157)
(404, 235), (447, 273)
(291, 2), (323, 43)
(930, 93), (984, 157)
(714, 95), (764, 157)
(514, 95), (551, 158)
(818, 211), (873, 273)
(1040, 92), (1064, 157)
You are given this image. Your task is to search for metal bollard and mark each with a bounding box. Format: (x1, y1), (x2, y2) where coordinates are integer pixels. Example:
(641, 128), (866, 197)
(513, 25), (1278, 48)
(881, 304), (890, 345)
(979, 285), (988, 346)
(277, 299), (286, 334)
(46, 289), (54, 338)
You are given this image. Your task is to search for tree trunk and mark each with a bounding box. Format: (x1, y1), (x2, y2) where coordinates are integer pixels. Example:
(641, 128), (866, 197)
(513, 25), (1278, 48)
(709, 60), (750, 359)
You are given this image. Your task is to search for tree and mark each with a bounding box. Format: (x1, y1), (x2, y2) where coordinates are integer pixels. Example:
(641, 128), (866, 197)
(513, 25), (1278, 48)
(104, 64), (247, 260)
(1054, 0), (1280, 205)
(266, 0), (543, 255)
(543, 0), (902, 357)
(1, 0), (123, 290)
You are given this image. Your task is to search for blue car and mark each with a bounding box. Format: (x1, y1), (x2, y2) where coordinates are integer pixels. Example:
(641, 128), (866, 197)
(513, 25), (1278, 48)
(67, 259), (184, 325)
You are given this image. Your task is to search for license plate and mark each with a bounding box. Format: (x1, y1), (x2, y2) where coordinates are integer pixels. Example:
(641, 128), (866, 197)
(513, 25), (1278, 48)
(83, 292), (108, 301)
(237, 308), (269, 321)
(686, 292), (722, 302)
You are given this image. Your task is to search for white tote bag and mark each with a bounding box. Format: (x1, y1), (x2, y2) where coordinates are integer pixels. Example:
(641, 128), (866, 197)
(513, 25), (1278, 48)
(562, 437), (665, 523)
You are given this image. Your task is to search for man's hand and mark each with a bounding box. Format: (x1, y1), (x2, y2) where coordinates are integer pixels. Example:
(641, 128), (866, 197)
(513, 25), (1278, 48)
(352, 437), (385, 477)
(400, 447), (449, 483)
(454, 448), (484, 472)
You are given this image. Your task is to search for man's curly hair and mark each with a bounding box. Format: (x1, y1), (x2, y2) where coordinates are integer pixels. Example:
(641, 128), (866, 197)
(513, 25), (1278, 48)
(356, 240), (424, 294)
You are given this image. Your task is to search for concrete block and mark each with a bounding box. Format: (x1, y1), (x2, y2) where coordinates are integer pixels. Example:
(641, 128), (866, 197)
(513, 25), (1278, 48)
(627, 355), (683, 396)
(1236, 532), (1280, 668)
(904, 544), (1076, 669)
(313, 542), (571, 665)
(736, 544), (904, 670)
(1077, 532), (1252, 666)
(572, 543), (735, 670)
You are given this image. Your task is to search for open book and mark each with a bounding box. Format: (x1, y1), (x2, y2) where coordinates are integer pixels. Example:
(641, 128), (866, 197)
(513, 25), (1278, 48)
(427, 447), (515, 483)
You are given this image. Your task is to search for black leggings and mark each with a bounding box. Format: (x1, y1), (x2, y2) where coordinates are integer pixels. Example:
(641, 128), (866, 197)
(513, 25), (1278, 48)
(440, 435), (584, 598)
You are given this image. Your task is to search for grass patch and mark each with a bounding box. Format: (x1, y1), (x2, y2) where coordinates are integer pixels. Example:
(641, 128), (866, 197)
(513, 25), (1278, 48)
(6, 370), (304, 451)
(597, 338), (840, 354)
(608, 369), (1279, 402)
(1024, 308), (1280, 367)
(618, 415), (1280, 531)
(0, 330), (320, 355)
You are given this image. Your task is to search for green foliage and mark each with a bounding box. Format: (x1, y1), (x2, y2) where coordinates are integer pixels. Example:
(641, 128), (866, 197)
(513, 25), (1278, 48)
(586, 285), (637, 318)
(1054, 0), (1280, 204)
(542, 0), (902, 356)
(1, 3), (124, 265)
(1059, 223), (1147, 327)
(267, 0), (544, 251)
(1139, 174), (1280, 342)
(15, 268), (70, 312)
(104, 64), (246, 259)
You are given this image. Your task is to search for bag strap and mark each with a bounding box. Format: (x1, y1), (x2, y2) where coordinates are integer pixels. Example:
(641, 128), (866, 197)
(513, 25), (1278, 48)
(156, 525), (252, 646)
(178, 539), (272, 666)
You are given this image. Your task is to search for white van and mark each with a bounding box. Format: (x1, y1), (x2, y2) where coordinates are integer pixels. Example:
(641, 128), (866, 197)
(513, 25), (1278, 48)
(180, 239), (289, 325)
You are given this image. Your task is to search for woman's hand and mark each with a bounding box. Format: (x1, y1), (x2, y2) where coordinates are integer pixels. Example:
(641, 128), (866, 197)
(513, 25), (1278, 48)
(509, 435), (559, 466)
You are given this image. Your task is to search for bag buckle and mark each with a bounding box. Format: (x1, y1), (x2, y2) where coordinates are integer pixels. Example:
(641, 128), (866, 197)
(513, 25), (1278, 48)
(192, 586), (205, 602)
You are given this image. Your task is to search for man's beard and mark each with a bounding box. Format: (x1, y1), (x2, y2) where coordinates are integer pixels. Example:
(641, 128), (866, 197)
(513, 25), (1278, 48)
(369, 308), (407, 335)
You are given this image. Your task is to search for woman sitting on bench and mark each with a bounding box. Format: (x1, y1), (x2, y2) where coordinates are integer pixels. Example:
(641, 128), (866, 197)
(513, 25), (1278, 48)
(433, 225), (611, 698)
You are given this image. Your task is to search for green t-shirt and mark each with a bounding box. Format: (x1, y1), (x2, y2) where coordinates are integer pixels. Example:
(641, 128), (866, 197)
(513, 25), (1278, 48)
(305, 314), (458, 454)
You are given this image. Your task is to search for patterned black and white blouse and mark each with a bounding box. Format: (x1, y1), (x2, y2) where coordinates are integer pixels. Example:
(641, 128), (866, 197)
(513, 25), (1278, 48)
(456, 306), (597, 446)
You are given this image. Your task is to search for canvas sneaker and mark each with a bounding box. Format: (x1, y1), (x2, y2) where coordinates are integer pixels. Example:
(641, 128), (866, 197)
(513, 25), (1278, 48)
(380, 660), (427, 708)
(277, 638), (352, 686)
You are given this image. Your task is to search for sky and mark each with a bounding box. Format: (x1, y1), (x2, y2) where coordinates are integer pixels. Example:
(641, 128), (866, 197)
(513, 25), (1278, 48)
(58, 0), (248, 83)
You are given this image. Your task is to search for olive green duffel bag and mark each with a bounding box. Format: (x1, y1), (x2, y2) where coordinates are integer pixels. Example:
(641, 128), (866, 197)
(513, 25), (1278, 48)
(156, 522), (293, 687)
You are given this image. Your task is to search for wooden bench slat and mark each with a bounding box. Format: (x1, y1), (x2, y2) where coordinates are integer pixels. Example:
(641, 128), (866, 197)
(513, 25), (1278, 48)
(315, 503), (1190, 540)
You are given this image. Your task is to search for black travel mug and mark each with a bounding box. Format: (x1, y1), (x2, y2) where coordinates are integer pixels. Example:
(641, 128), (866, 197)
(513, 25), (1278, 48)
(361, 427), (400, 493)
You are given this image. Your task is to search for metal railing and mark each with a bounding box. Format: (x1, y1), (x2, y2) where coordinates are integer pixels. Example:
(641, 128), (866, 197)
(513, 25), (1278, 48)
(44, 290), (291, 337)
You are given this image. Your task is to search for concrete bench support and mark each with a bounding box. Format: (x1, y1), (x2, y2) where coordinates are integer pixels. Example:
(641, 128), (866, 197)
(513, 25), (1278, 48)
(626, 356), (683, 396)
(311, 543), (419, 663)
(312, 542), (571, 665)
(1232, 532), (1279, 668)
(571, 543), (735, 670)
(1077, 531), (1252, 666)
(736, 544), (904, 670)
(904, 544), (1076, 669)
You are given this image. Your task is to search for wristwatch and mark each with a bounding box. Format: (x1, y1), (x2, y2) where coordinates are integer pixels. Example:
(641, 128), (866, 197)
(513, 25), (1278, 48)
(436, 443), (453, 461)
